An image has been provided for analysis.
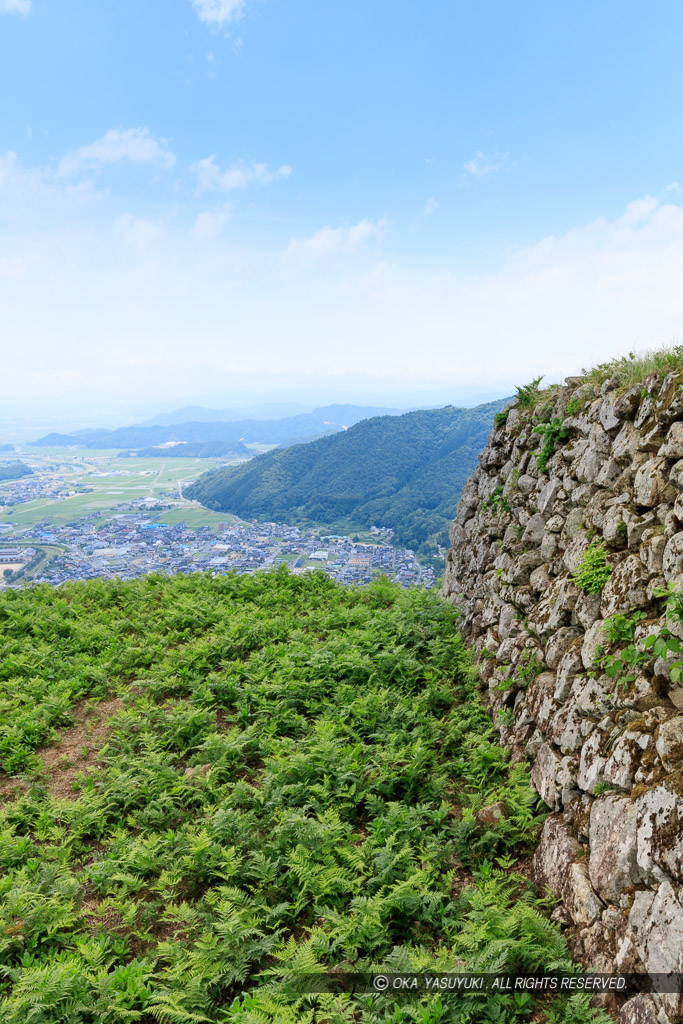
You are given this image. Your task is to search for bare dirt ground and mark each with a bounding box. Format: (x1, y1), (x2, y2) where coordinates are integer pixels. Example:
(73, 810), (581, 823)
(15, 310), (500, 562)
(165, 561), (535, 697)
(0, 695), (126, 806)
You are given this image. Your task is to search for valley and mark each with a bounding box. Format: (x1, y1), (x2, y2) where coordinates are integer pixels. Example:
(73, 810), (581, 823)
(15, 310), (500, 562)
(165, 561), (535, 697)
(0, 446), (435, 590)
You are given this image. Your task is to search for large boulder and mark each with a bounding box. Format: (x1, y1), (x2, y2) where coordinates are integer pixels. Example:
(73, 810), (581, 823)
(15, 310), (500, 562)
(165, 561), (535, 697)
(531, 814), (580, 895)
(618, 994), (662, 1024)
(628, 881), (683, 1019)
(603, 727), (651, 791)
(600, 555), (651, 617)
(578, 728), (608, 794)
(635, 771), (683, 884)
(658, 420), (683, 459)
(564, 861), (604, 927)
(530, 742), (563, 810)
(529, 577), (580, 636)
(544, 626), (582, 670)
(633, 457), (676, 507)
(581, 619), (607, 670)
(655, 716), (683, 771)
(613, 421), (642, 463)
(589, 795), (643, 902)
(662, 531), (683, 586)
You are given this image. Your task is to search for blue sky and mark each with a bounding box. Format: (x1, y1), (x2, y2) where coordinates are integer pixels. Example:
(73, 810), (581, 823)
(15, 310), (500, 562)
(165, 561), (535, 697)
(2, 0), (683, 419)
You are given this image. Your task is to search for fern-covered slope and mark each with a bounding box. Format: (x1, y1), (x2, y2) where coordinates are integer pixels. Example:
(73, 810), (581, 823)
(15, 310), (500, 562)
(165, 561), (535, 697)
(0, 571), (603, 1024)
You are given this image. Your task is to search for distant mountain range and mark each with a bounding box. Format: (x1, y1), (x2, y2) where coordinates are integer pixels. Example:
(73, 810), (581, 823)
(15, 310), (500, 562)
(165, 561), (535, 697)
(30, 405), (406, 451)
(141, 402), (314, 426)
(186, 399), (509, 565)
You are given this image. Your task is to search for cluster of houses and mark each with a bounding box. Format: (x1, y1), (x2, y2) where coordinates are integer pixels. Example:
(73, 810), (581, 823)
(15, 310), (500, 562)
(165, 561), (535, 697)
(1, 508), (435, 590)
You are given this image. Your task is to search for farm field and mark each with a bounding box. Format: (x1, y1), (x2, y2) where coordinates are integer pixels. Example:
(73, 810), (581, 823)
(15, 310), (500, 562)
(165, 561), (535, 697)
(0, 448), (239, 530)
(0, 571), (604, 1024)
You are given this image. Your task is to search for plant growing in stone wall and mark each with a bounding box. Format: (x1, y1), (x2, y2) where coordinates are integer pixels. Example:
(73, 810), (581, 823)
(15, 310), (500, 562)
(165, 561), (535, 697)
(571, 541), (611, 594)
(481, 485), (511, 514)
(515, 375), (544, 409)
(497, 649), (544, 692)
(600, 585), (683, 687)
(533, 418), (569, 473)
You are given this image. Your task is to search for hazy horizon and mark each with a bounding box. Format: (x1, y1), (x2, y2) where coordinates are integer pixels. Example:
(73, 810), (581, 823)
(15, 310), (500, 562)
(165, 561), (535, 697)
(0, 384), (512, 440)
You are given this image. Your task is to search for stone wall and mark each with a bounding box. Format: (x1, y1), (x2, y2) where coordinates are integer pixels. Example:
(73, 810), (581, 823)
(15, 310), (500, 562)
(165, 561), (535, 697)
(441, 370), (683, 1024)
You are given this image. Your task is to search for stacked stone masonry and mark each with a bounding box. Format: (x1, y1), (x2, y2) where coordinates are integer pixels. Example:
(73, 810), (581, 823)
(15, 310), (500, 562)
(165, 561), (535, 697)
(440, 371), (683, 1024)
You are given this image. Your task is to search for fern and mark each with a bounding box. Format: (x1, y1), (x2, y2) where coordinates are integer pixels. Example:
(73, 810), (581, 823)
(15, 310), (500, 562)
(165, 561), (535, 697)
(0, 574), (588, 1021)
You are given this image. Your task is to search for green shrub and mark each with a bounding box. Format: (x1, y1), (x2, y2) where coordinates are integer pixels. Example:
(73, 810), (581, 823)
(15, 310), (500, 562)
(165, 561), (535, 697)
(481, 486), (511, 515)
(603, 610), (646, 645)
(598, 598), (683, 689)
(515, 376), (544, 409)
(493, 409), (509, 428)
(533, 418), (569, 473)
(497, 650), (543, 693)
(572, 542), (611, 594)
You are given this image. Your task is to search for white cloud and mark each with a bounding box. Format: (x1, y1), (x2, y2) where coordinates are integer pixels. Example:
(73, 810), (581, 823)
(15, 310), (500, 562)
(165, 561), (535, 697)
(189, 0), (245, 27)
(58, 128), (175, 177)
(462, 150), (508, 179)
(192, 202), (233, 242)
(423, 197), (437, 217)
(0, 151), (106, 230)
(285, 218), (388, 260)
(114, 214), (162, 247)
(4, 168), (683, 415)
(0, 0), (31, 15)
(191, 156), (292, 193)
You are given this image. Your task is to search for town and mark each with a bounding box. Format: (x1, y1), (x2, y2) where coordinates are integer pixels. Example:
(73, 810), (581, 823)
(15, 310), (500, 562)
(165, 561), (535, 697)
(0, 506), (436, 590)
(0, 443), (438, 589)
(0, 453), (437, 590)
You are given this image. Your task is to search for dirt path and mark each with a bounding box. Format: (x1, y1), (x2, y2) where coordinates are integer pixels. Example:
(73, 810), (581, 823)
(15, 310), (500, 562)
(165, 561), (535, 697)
(0, 695), (126, 806)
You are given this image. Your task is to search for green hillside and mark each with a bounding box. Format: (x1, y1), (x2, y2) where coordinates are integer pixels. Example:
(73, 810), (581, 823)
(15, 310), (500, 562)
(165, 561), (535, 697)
(0, 462), (32, 482)
(117, 441), (249, 459)
(0, 571), (599, 1024)
(186, 400), (509, 564)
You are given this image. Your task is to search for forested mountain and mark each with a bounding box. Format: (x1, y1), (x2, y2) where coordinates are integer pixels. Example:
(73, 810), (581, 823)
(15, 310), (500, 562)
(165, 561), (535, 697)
(186, 399), (508, 562)
(0, 462), (32, 482)
(30, 404), (404, 450)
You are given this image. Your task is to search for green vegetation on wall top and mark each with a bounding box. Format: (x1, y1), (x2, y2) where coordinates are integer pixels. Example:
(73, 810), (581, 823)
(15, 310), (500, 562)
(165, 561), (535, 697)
(512, 344), (683, 418)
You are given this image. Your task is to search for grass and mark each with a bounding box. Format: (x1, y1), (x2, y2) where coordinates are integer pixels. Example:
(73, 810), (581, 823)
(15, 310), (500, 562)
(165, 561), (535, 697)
(0, 571), (606, 1024)
(510, 343), (683, 417)
(580, 344), (683, 391)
